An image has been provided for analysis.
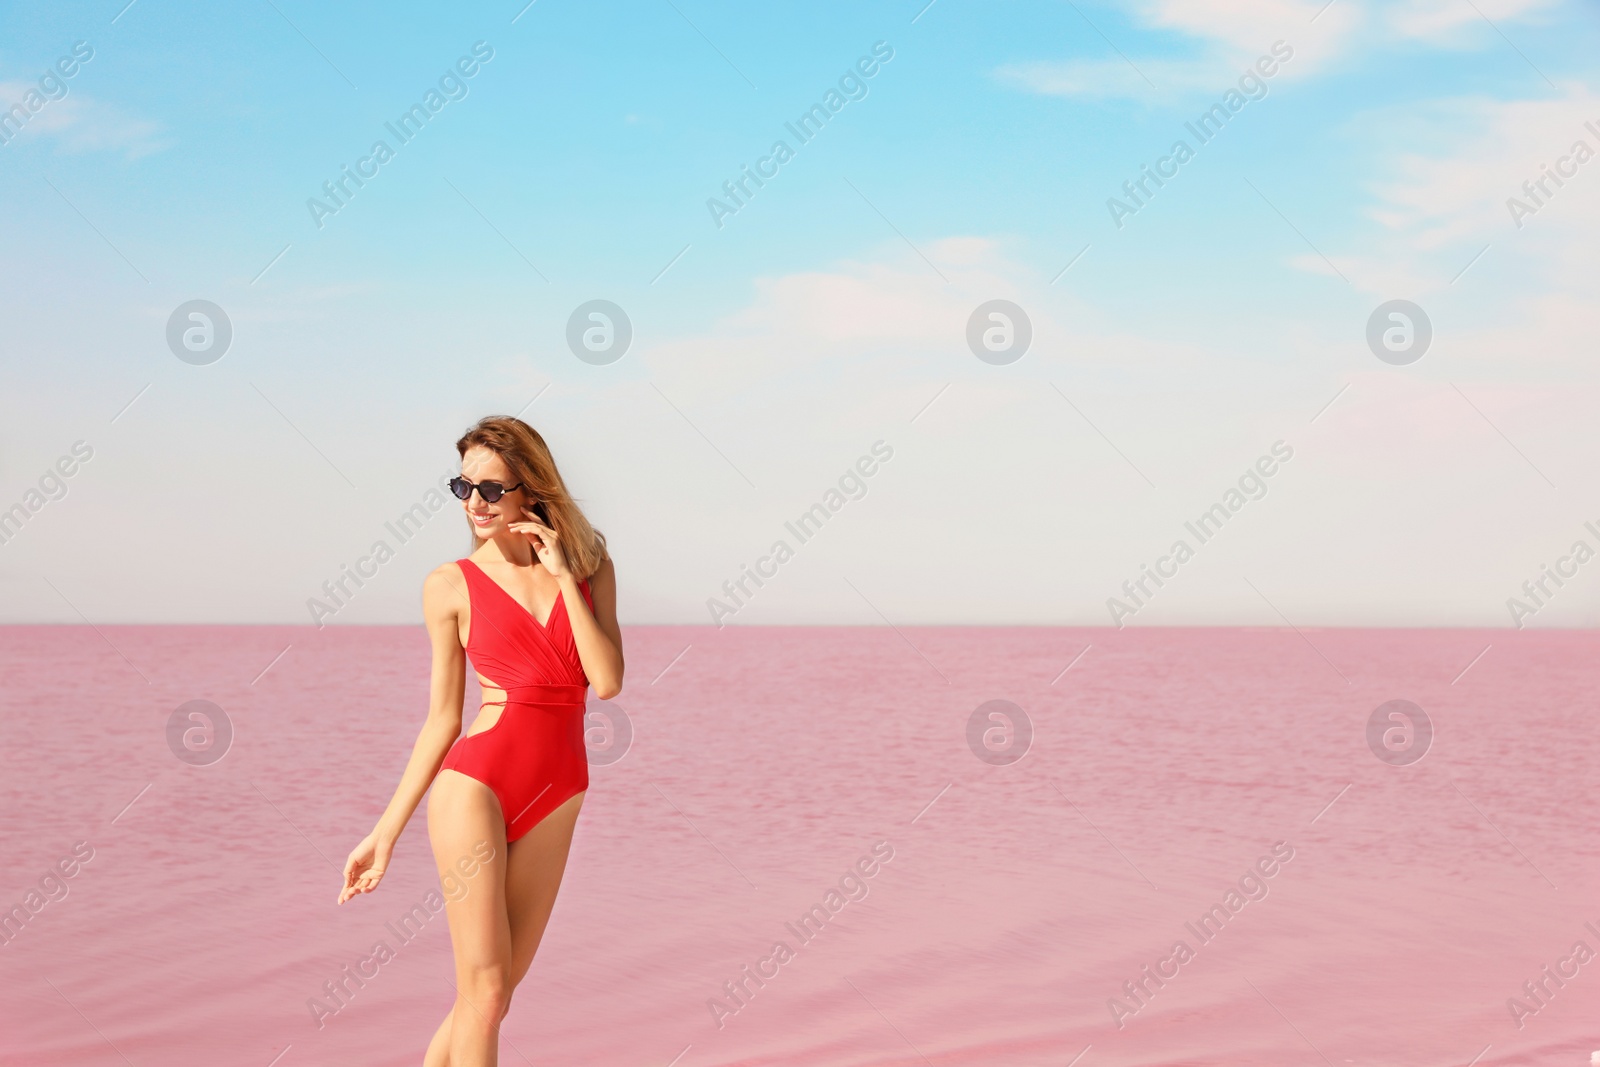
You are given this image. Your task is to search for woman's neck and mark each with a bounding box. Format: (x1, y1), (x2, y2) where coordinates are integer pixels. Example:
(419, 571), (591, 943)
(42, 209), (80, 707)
(476, 535), (537, 568)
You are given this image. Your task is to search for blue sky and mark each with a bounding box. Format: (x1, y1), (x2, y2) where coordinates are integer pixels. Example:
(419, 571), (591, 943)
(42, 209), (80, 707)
(2, 0), (1597, 625)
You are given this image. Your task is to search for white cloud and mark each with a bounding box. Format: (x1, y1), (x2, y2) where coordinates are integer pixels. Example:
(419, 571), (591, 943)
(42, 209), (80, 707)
(996, 0), (1360, 102)
(1364, 89), (1600, 244)
(10, 226), (1593, 624)
(1267, 87), (1600, 303)
(1225, 85), (1599, 423)
(1127, 0), (1347, 54)
(1383, 0), (1562, 43)
(615, 234), (1599, 625)
(995, 56), (1236, 102)
(998, 0), (1569, 102)
(1129, 0), (1560, 49)
(0, 81), (170, 159)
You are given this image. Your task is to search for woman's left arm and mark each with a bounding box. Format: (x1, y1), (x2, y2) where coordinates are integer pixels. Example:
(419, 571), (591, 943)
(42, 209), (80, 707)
(509, 506), (624, 698)
(562, 556), (623, 699)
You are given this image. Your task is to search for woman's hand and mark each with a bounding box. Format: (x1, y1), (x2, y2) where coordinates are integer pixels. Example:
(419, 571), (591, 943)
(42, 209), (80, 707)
(508, 505), (570, 578)
(339, 831), (392, 904)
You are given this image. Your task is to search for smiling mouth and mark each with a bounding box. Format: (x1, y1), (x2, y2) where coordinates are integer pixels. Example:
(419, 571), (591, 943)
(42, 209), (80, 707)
(470, 512), (496, 526)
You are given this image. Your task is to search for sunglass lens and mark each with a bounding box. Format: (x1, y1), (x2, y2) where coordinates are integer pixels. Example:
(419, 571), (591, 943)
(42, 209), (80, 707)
(478, 482), (506, 503)
(449, 477), (472, 500)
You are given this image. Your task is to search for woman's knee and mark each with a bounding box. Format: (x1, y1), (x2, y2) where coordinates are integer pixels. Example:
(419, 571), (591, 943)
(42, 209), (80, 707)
(457, 961), (514, 1020)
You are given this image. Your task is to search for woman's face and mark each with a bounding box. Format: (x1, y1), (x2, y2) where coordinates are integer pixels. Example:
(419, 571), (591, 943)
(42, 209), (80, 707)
(459, 446), (527, 537)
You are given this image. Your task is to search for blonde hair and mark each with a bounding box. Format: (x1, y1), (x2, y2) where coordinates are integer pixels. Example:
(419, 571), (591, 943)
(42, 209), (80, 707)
(455, 415), (608, 581)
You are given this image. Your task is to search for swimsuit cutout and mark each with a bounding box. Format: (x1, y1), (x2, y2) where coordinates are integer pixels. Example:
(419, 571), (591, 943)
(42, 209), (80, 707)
(439, 557), (593, 843)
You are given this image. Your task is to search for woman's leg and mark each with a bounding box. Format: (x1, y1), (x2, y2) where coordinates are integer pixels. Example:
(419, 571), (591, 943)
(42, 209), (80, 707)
(423, 1012), (453, 1067)
(422, 789), (586, 1066)
(426, 769), (512, 1067)
(504, 791), (586, 989)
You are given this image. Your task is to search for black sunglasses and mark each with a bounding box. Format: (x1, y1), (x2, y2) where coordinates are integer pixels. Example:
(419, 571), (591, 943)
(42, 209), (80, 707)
(449, 476), (525, 504)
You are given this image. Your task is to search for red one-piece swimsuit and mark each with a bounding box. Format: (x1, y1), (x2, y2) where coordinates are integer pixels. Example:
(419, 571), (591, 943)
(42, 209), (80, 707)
(439, 558), (593, 842)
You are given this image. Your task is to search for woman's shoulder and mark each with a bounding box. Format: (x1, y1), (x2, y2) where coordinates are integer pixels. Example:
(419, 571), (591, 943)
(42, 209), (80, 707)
(423, 559), (472, 602)
(429, 557), (472, 579)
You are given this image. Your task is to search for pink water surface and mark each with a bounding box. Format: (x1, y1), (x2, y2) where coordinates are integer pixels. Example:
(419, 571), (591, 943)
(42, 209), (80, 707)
(2, 623), (1597, 1066)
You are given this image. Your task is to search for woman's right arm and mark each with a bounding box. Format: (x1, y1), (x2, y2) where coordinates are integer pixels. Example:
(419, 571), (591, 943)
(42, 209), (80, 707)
(338, 563), (468, 904)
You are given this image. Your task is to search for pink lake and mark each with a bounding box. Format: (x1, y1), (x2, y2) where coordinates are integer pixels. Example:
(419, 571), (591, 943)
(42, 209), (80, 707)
(2, 623), (1597, 1066)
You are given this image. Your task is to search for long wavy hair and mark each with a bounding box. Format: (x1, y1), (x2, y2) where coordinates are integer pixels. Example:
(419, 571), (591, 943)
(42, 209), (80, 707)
(455, 416), (608, 581)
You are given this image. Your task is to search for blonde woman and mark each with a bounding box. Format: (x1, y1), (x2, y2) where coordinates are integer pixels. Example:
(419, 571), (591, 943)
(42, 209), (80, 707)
(339, 415), (623, 1065)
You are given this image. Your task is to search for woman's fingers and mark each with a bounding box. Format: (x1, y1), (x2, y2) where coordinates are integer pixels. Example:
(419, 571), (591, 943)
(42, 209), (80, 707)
(338, 860), (359, 902)
(338, 835), (383, 904)
(502, 514), (571, 572)
(337, 867), (383, 904)
(519, 507), (559, 536)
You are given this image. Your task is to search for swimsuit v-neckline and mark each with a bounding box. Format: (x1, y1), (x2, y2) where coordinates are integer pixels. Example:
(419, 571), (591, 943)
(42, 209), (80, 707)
(461, 558), (564, 630)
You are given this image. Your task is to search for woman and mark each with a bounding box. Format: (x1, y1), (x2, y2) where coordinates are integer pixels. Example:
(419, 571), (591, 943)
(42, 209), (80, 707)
(337, 415), (623, 1066)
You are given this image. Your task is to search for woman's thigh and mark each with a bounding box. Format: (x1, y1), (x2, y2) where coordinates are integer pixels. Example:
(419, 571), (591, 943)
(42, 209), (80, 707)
(428, 770), (512, 985)
(505, 790), (585, 986)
